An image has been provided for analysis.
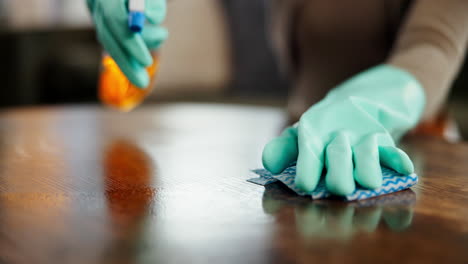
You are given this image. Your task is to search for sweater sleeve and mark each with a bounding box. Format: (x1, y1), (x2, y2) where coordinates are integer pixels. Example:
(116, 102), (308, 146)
(387, 0), (468, 121)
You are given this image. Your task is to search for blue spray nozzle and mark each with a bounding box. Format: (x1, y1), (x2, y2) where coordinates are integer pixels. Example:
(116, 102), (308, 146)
(129, 11), (145, 33)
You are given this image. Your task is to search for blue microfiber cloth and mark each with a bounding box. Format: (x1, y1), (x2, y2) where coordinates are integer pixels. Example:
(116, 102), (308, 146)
(248, 166), (418, 201)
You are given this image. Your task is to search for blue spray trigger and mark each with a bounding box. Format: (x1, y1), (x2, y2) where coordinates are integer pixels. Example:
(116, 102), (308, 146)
(129, 11), (145, 33)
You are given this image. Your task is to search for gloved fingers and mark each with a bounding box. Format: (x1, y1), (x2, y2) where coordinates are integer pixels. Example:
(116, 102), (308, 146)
(378, 146), (414, 175)
(96, 13), (149, 88)
(295, 125), (323, 193)
(262, 127), (298, 175)
(142, 25), (169, 50)
(145, 0), (167, 25)
(103, 1), (153, 67)
(353, 135), (383, 189)
(382, 207), (413, 231)
(325, 132), (355, 196)
(86, 0), (96, 12)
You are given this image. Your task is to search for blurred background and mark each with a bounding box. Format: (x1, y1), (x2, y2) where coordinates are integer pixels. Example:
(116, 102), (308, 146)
(0, 0), (467, 137)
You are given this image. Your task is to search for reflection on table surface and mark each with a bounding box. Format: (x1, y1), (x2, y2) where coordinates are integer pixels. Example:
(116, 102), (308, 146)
(0, 104), (466, 263)
(262, 183), (415, 241)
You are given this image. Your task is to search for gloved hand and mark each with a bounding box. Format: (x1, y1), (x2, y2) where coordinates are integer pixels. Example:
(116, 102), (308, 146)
(262, 65), (425, 195)
(87, 0), (168, 88)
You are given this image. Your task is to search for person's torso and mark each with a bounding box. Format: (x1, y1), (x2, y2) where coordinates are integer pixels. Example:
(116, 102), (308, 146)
(269, 0), (412, 120)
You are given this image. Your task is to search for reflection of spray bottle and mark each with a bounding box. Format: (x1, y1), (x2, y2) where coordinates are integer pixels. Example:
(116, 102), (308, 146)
(99, 0), (160, 112)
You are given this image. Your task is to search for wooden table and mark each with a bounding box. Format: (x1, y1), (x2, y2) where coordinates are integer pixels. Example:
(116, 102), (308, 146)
(0, 104), (466, 264)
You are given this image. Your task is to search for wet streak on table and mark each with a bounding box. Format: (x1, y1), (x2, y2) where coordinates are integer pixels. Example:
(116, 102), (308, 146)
(0, 104), (466, 264)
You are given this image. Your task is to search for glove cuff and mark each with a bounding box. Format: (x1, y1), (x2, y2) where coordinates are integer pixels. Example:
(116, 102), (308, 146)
(324, 64), (426, 140)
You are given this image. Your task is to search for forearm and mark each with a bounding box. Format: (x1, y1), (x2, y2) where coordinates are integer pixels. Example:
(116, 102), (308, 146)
(388, 0), (468, 121)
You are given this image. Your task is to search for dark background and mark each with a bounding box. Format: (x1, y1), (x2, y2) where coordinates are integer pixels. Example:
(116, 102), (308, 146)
(0, 0), (466, 136)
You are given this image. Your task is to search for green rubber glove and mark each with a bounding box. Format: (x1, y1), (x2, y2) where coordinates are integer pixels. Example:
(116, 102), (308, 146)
(87, 0), (168, 88)
(262, 65), (425, 196)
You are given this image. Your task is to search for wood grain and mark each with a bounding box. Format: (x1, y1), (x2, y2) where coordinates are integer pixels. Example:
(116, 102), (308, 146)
(0, 104), (466, 264)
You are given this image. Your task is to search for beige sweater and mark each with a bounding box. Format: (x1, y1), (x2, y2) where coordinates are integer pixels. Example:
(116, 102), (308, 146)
(270, 0), (468, 122)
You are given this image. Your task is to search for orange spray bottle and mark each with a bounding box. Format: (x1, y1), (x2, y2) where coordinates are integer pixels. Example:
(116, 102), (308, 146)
(98, 53), (160, 112)
(98, 0), (160, 112)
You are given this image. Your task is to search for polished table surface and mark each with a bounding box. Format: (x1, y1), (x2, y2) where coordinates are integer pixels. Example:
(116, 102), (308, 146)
(0, 104), (466, 264)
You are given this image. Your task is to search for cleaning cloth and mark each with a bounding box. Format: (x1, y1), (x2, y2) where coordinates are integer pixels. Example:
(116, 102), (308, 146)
(248, 166), (418, 201)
